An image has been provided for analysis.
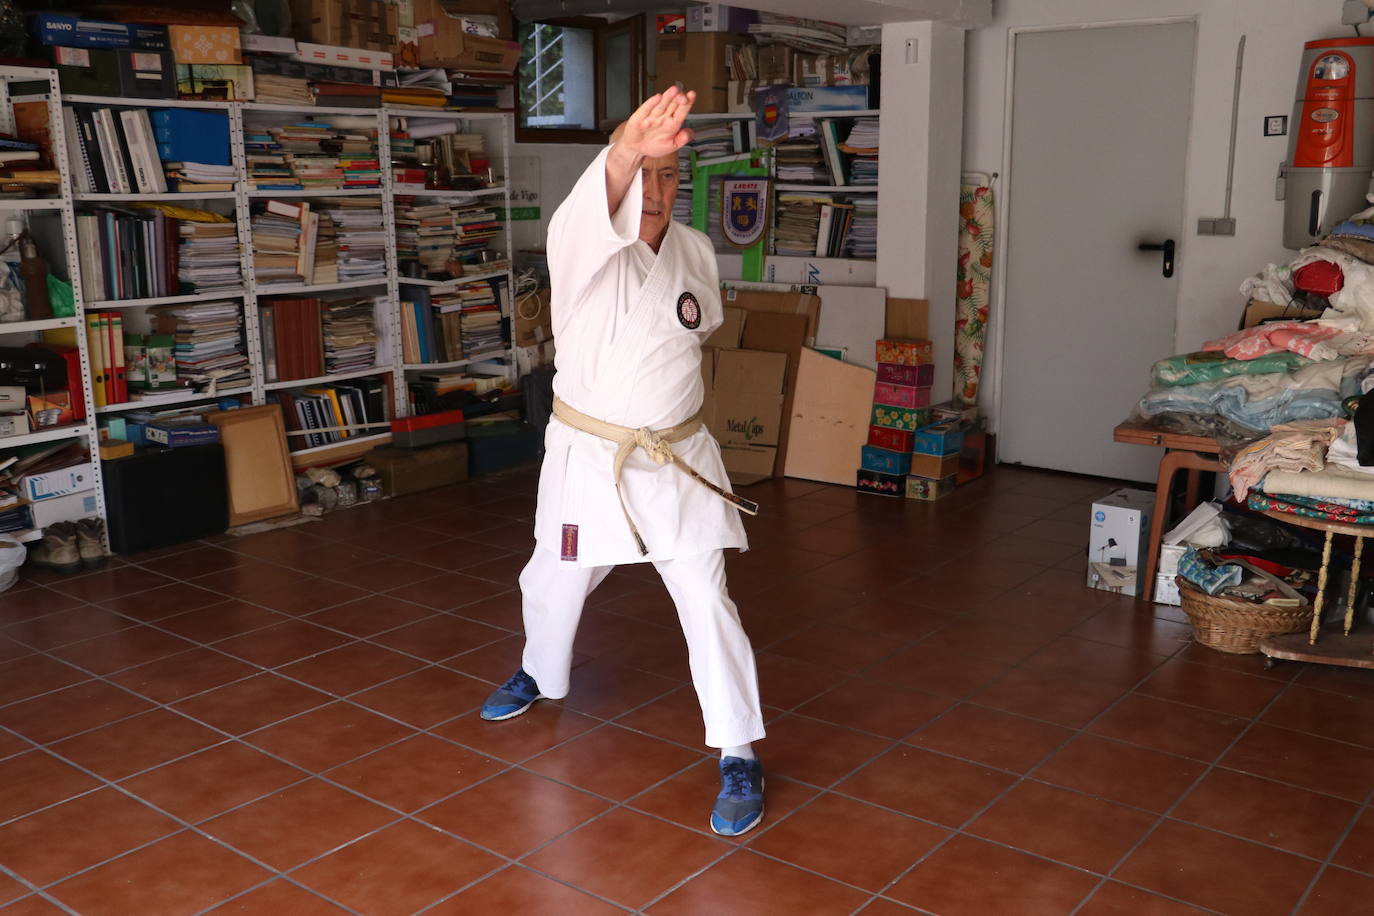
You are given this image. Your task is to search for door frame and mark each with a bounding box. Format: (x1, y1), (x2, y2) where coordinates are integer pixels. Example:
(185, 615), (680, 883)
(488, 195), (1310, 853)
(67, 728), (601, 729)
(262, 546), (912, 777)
(990, 16), (1199, 461)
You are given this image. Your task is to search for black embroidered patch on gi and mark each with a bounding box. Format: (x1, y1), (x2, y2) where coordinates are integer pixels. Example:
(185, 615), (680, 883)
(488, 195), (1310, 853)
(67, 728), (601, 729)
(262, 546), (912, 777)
(676, 291), (701, 329)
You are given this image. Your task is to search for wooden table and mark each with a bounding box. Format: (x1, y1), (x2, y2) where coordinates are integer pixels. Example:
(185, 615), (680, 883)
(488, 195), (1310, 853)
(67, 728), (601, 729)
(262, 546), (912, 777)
(1113, 422), (1226, 602)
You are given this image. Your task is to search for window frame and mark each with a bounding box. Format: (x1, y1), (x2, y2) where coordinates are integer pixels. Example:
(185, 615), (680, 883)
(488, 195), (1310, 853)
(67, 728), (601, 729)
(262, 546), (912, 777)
(515, 14), (645, 145)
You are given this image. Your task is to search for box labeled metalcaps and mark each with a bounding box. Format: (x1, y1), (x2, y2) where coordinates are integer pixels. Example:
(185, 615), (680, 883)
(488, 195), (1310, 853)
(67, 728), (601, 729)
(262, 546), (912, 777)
(877, 363), (933, 387)
(875, 338), (933, 367)
(906, 474), (956, 501)
(873, 381), (932, 410)
(912, 421), (965, 456)
(860, 445), (911, 476)
(871, 404), (932, 432)
(856, 468), (904, 497)
(910, 452), (959, 480)
(867, 424), (914, 452)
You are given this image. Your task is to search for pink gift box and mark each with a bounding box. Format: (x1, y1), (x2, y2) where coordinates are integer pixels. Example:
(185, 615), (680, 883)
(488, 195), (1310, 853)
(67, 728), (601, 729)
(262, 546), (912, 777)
(873, 381), (932, 409)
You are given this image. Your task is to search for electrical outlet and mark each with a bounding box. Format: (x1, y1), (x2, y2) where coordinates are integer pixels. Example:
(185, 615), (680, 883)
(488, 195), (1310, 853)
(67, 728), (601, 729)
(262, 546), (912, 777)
(1213, 218), (1237, 235)
(1264, 115), (1288, 137)
(1197, 218), (1216, 235)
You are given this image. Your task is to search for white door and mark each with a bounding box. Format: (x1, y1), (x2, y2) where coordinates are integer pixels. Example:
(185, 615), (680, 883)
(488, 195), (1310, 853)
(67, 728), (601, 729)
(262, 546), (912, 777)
(999, 22), (1195, 481)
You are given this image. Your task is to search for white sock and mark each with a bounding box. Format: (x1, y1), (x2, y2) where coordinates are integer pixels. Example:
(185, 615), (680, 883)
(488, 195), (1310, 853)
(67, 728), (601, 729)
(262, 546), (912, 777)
(721, 744), (755, 760)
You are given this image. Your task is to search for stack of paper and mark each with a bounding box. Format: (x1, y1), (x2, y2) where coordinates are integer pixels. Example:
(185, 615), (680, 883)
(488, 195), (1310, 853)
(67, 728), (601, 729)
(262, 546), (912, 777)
(178, 220), (243, 292)
(312, 212), (338, 285)
(844, 195), (878, 259)
(149, 300), (249, 387)
(256, 73), (312, 106)
(318, 199), (387, 282)
(774, 129), (827, 184)
(251, 208), (306, 285)
(395, 198), (456, 276)
(841, 118), (879, 186)
(748, 13), (847, 54)
(321, 295), (378, 373)
(773, 191), (831, 256)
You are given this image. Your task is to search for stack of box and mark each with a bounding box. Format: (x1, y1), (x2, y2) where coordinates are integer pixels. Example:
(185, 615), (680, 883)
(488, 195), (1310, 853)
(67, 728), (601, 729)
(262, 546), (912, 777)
(906, 420), (964, 501)
(856, 337), (933, 497)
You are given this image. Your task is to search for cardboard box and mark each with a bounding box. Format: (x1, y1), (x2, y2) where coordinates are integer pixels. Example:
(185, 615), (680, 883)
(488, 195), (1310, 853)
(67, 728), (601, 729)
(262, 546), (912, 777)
(787, 85), (869, 111)
(958, 429), (991, 485)
(932, 400), (979, 424)
(876, 338), (933, 367)
(99, 439), (135, 461)
(856, 468), (903, 497)
(721, 286), (820, 345)
(657, 32), (740, 113)
(905, 474), (956, 501)
(912, 421), (964, 456)
(28, 392), (75, 429)
(873, 381), (931, 410)
(911, 452), (959, 480)
(706, 347), (787, 485)
(290, 0), (398, 52)
(23, 462), (94, 501)
(703, 306), (746, 350)
(368, 441), (469, 495)
(292, 41), (396, 71)
(146, 421), (220, 447)
(687, 4), (757, 32)
(1086, 488), (1154, 597)
(867, 425), (913, 452)
(514, 288), (553, 348)
(656, 13), (686, 33)
(411, 0), (519, 70)
(168, 25), (242, 65)
(783, 348), (874, 485)
(0, 386), (22, 411)
(885, 298), (929, 340)
(27, 489), (99, 529)
(757, 44), (793, 83)
(33, 15), (168, 50)
(860, 445), (911, 476)
(877, 363), (933, 388)
(1242, 298), (1324, 329)
(727, 80), (769, 114)
(54, 47), (176, 99)
(176, 64), (255, 101)
(871, 404), (930, 433)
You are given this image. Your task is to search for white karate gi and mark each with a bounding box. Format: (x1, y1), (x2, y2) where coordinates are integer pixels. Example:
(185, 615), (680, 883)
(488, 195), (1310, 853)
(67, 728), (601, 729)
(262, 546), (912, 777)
(519, 145), (764, 749)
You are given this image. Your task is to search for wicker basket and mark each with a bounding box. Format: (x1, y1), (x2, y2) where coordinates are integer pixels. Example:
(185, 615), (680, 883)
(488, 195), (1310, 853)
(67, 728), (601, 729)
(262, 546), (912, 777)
(1175, 576), (1312, 654)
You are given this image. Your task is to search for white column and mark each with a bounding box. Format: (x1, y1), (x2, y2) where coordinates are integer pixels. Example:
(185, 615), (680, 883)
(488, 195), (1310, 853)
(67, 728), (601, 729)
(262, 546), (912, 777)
(877, 21), (966, 403)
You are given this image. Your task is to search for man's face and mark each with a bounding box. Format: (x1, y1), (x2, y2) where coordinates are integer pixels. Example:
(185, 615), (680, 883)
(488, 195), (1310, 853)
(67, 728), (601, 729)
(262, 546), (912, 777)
(639, 152), (679, 249)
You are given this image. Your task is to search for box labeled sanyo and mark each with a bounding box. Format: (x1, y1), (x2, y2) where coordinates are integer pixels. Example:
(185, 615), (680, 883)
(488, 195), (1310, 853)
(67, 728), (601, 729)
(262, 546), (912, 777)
(1086, 487), (1153, 597)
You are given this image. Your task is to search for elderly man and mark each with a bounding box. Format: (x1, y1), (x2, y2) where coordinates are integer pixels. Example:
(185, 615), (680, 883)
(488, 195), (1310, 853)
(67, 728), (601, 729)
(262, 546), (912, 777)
(480, 87), (766, 836)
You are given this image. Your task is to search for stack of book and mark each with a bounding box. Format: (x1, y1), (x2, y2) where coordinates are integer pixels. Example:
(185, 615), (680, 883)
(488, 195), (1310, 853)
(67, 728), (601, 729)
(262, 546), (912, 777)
(680, 121), (746, 182)
(845, 195), (878, 259)
(318, 199), (386, 282)
(814, 201), (855, 257)
(774, 130), (827, 184)
(149, 300), (249, 388)
(76, 207), (179, 301)
(461, 302), (504, 357)
(245, 131), (297, 190)
(268, 122), (381, 190)
(312, 212), (339, 285)
(390, 126), (490, 192)
(395, 198), (456, 277)
(251, 200), (311, 286)
(164, 162), (236, 192)
(313, 83), (382, 108)
(177, 218), (243, 293)
(151, 110), (232, 187)
(451, 203), (503, 270)
(840, 118), (879, 186)
(321, 296), (378, 374)
(773, 191), (830, 256)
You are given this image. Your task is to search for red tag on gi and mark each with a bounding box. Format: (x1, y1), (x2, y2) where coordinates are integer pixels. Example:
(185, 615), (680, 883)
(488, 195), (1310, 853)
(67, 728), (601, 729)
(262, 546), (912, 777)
(561, 524), (578, 561)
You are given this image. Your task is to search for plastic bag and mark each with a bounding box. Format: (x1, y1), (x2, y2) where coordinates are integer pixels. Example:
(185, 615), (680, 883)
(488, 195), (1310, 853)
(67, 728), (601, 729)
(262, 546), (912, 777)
(47, 275), (73, 318)
(0, 539), (25, 593)
(0, 262), (22, 323)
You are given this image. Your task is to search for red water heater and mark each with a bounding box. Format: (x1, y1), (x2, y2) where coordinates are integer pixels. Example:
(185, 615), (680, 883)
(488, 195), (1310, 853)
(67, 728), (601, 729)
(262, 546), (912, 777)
(1280, 38), (1374, 248)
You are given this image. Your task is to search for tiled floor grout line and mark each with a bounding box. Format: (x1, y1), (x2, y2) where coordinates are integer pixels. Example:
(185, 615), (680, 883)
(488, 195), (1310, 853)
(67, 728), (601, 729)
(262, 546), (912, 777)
(1067, 670), (1309, 914)
(1287, 782), (1374, 914)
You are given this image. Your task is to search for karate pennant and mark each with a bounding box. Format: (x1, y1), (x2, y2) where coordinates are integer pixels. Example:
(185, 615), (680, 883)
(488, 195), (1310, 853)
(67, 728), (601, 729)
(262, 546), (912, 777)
(721, 177), (771, 249)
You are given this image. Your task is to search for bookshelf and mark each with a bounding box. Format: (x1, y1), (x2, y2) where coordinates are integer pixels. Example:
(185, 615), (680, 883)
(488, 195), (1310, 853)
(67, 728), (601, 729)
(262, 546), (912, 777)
(0, 70), (519, 547)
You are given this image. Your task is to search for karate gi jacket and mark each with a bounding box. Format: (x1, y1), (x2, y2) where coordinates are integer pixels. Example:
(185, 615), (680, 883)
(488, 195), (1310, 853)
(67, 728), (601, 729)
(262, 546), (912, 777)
(532, 145), (749, 567)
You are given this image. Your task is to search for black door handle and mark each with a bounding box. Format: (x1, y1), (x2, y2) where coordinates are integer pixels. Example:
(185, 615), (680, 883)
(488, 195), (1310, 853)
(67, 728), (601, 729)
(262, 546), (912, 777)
(1138, 239), (1175, 278)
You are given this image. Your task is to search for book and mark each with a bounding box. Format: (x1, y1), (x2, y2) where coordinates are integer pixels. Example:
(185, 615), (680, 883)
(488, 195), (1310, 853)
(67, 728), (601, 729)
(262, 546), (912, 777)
(118, 109), (167, 194)
(85, 312), (107, 409)
(106, 311), (128, 402)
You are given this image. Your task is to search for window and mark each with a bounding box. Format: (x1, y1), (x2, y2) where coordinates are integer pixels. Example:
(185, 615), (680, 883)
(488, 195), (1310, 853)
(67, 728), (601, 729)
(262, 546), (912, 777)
(516, 16), (644, 143)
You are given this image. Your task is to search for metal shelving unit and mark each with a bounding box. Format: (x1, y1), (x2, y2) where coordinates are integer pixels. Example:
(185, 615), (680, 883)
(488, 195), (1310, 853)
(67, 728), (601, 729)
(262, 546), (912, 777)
(3, 82), (521, 541)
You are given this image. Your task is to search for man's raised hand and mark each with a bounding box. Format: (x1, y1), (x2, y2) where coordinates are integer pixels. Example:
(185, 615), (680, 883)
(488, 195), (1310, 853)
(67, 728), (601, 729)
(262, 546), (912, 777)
(616, 86), (696, 159)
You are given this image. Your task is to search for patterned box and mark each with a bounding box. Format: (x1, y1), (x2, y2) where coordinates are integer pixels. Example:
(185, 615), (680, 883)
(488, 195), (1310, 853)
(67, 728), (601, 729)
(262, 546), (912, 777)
(910, 452), (959, 479)
(871, 404), (932, 432)
(875, 338), (933, 367)
(867, 424), (914, 452)
(877, 363), (934, 387)
(905, 474), (956, 500)
(168, 25), (242, 65)
(873, 381), (932, 410)
(860, 445), (912, 476)
(856, 468), (904, 497)
(912, 421), (965, 456)
(932, 400), (979, 424)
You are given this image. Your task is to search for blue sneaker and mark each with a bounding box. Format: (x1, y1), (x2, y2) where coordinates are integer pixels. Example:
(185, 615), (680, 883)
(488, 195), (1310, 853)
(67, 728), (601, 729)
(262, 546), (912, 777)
(710, 756), (765, 837)
(480, 668), (544, 721)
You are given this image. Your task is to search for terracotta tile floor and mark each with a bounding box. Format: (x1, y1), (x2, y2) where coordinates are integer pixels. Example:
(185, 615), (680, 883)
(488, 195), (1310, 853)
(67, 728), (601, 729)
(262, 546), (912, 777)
(2, 464), (1373, 914)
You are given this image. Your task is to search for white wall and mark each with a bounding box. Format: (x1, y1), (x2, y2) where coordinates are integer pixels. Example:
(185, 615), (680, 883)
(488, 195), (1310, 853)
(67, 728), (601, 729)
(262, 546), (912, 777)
(966, 0), (1349, 425)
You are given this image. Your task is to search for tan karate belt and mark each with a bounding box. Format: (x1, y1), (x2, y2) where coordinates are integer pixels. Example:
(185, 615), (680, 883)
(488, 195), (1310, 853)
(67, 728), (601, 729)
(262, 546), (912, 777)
(552, 395), (760, 556)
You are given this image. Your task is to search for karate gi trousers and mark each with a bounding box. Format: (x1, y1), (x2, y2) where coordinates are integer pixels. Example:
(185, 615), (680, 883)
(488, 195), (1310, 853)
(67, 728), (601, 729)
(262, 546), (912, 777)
(519, 545), (766, 749)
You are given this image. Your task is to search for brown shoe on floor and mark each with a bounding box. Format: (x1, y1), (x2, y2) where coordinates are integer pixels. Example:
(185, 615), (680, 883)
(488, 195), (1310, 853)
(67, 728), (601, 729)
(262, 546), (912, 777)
(76, 517), (106, 569)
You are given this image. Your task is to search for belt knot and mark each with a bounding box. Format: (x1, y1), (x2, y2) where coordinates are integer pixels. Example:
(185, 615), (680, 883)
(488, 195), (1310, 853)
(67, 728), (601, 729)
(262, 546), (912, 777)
(634, 427), (674, 465)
